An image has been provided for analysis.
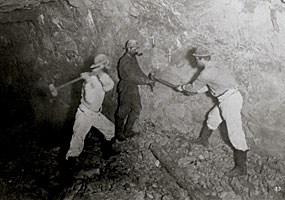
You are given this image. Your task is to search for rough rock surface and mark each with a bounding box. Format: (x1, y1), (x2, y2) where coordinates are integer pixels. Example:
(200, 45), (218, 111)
(1, 0), (284, 159)
(0, 0), (285, 198)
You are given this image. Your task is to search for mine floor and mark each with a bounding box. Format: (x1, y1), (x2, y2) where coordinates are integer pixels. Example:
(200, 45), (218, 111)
(1, 121), (285, 200)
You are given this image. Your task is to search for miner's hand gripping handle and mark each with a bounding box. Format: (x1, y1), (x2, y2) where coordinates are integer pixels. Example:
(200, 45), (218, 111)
(181, 90), (193, 96)
(148, 73), (195, 96)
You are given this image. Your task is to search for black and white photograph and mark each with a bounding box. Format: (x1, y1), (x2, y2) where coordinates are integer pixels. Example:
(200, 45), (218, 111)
(0, 0), (285, 199)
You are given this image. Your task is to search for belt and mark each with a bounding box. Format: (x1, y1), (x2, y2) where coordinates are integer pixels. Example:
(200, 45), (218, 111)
(217, 88), (238, 102)
(79, 103), (101, 113)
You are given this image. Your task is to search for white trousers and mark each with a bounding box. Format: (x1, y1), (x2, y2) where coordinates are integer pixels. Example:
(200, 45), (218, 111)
(207, 90), (249, 151)
(66, 105), (115, 159)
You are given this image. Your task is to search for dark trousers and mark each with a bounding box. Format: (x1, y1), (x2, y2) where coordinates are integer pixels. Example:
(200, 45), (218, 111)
(115, 91), (142, 135)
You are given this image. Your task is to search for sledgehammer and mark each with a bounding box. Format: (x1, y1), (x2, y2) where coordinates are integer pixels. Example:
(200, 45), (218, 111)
(49, 76), (83, 97)
(148, 73), (195, 96)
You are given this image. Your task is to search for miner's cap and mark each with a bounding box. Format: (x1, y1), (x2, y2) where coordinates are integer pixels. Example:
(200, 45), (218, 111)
(91, 54), (109, 68)
(126, 39), (140, 48)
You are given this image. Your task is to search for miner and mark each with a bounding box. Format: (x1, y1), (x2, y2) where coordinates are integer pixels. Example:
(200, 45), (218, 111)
(176, 46), (249, 177)
(65, 54), (119, 160)
(115, 39), (155, 141)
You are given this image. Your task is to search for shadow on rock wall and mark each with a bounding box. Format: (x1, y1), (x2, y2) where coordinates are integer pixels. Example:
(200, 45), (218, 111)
(0, 0), (285, 160)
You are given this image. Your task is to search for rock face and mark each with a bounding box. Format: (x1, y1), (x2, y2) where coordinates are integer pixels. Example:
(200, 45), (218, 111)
(0, 0), (285, 159)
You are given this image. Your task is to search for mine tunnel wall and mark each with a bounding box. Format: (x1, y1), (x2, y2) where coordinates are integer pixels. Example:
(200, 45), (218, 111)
(0, 0), (284, 159)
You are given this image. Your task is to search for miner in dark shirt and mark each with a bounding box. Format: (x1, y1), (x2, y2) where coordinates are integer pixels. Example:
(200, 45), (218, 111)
(115, 39), (155, 141)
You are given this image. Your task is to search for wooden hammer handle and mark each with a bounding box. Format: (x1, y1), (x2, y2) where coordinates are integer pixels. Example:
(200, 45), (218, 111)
(56, 76), (83, 90)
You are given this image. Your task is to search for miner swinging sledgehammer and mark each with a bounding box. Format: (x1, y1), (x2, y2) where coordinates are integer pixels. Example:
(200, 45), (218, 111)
(65, 54), (120, 160)
(174, 46), (249, 177)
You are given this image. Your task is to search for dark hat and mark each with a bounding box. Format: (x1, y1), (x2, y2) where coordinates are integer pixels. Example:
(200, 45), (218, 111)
(126, 39), (139, 48)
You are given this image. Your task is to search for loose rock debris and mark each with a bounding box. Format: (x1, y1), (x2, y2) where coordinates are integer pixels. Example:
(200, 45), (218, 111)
(1, 121), (285, 200)
(57, 121), (285, 200)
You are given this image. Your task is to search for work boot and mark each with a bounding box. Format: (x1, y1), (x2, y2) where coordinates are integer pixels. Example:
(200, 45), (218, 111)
(191, 126), (213, 148)
(115, 131), (127, 141)
(58, 156), (79, 184)
(124, 130), (140, 138)
(115, 116), (127, 141)
(225, 149), (247, 177)
(100, 139), (121, 160)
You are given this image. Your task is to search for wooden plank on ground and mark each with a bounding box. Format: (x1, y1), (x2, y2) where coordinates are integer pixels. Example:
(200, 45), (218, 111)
(149, 142), (220, 200)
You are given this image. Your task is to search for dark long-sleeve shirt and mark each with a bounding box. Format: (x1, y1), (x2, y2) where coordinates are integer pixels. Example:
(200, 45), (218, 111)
(117, 53), (152, 94)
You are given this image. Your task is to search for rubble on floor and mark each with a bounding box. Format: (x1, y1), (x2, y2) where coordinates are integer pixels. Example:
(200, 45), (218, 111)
(1, 121), (285, 200)
(59, 121), (285, 200)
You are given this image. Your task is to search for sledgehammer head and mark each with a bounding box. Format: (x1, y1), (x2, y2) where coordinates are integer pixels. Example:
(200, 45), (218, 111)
(49, 84), (58, 97)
